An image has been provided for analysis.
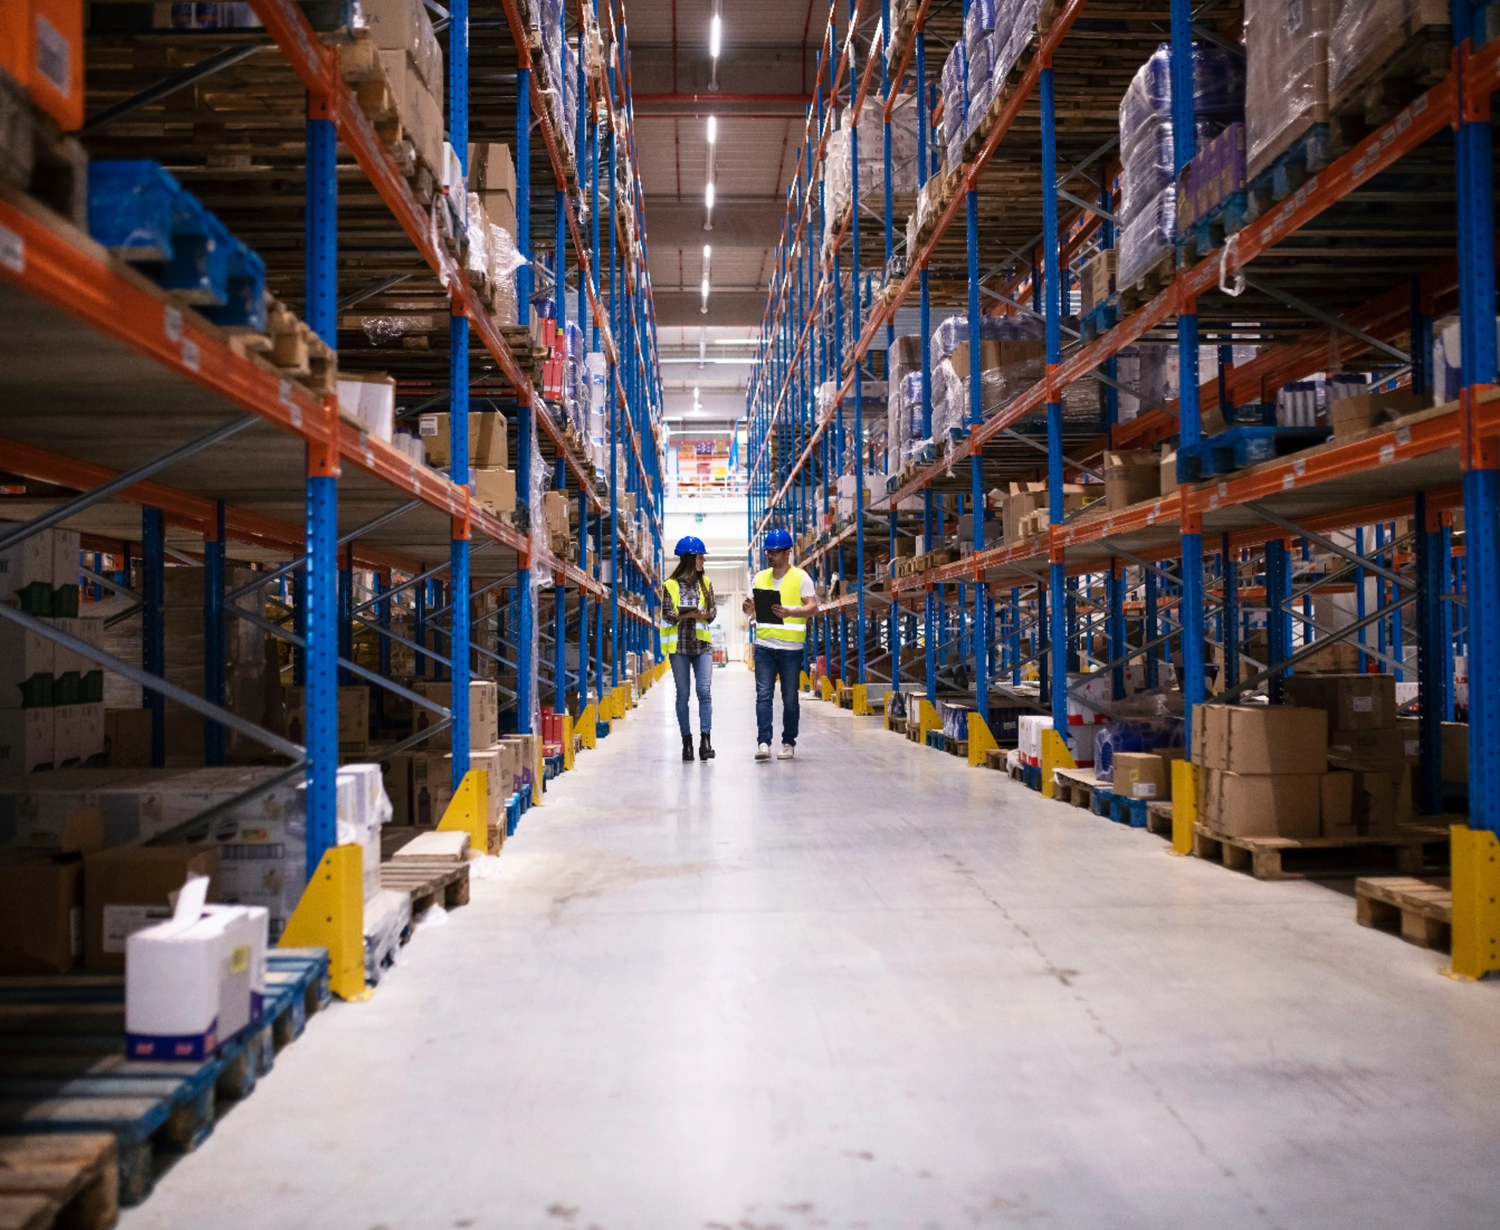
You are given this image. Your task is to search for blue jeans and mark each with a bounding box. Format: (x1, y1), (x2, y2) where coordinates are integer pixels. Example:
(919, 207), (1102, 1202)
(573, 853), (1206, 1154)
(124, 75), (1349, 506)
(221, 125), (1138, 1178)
(755, 646), (802, 747)
(670, 652), (713, 736)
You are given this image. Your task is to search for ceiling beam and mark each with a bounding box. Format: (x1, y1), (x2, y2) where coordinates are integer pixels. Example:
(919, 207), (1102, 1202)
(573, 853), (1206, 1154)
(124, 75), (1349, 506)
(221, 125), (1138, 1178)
(654, 290), (768, 328)
(643, 198), (786, 250)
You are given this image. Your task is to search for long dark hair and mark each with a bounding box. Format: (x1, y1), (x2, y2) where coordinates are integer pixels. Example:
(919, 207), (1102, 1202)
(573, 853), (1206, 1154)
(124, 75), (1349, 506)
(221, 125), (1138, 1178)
(670, 554), (707, 604)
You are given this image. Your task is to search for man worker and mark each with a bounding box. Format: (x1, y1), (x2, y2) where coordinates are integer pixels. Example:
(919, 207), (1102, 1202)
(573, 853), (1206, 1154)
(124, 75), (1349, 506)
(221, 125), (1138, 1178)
(742, 527), (819, 761)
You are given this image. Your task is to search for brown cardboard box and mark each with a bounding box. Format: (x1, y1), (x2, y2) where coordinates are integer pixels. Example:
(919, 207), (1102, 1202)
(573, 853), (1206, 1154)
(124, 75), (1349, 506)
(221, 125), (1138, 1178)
(0, 852), (83, 974)
(1105, 451), (1160, 510)
(1282, 673), (1396, 730)
(1201, 704), (1328, 775)
(1081, 248), (1117, 315)
(1330, 392), (1426, 442)
(414, 680), (499, 750)
(451, 747), (505, 830)
(1324, 763), (1408, 836)
(1207, 769), (1323, 838)
(1159, 448), (1179, 497)
(1321, 771), (1354, 837)
(1113, 751), (1171, 800)
(83, 845), (218, 971)
(1302, 640), (1362, 674)
(1326, 725), (1404, 763)
(1191, 703), (1208, 765)
(1443, 721), (1469, 783)
(467, 142), (517, 236)
(419, 410), (508, 469)
(408, 751), (453, 825)
(284, 686), (369, 754)
(105, 708), (152, 768)
(474, 467), (516, 513)
(543, 491), (570, 548)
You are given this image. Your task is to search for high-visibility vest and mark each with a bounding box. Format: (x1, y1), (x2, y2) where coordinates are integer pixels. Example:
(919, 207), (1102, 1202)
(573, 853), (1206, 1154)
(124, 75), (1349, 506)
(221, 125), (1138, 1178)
(661, 577), (713, 655)
(752, 566), (809, 647)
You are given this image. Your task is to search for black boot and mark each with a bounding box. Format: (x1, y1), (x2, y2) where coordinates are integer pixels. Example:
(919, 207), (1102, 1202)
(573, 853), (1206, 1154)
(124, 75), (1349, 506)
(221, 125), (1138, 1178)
(682, 735), (695, 762)
(699, 732), (716, 760)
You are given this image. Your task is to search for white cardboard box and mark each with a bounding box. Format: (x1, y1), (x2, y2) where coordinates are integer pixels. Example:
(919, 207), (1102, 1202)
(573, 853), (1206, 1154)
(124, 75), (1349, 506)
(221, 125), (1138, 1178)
(0, 707), (55, 774)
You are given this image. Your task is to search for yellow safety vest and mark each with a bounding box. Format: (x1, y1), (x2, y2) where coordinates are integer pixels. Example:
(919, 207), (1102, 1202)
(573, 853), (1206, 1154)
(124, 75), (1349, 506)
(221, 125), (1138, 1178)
(752, 566), (809, 648)
(661, 577), (713, 655)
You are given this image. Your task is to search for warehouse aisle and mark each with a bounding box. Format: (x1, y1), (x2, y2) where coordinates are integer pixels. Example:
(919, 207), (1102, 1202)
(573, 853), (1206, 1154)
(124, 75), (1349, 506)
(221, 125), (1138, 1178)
(123, 671), (1500, 1230)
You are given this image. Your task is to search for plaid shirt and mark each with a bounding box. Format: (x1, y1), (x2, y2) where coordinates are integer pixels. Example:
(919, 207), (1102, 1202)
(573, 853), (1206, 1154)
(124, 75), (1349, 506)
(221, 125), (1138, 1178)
(663, 576), (716, 656)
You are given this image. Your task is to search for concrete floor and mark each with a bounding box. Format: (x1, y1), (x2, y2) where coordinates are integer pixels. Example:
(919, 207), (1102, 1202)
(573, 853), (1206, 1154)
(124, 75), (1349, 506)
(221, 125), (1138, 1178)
(123, 669), (1500, 1230)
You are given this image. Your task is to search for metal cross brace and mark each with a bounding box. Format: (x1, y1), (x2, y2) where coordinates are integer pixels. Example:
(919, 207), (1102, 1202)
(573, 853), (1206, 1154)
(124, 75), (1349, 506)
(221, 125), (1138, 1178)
(1239, 275), (1411, 363)
(1244, 503), (1413, 589)
(1216, 592), (1417, 704)
(0, 603), (303, 758)
(226, 499), (424, 604)
(0, 415), (256, 555)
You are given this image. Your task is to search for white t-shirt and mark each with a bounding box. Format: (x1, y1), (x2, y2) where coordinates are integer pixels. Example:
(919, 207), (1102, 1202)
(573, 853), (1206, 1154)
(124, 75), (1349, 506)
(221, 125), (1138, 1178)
(755, 569), (817, 651)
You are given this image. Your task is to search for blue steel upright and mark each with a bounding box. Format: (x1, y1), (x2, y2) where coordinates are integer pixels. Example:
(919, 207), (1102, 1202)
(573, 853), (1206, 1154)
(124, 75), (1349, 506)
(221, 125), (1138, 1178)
(203, 498), (226, 765)
(449, 0), (473, 774)
(1039, 61), (1069, 739)
(1169, 0), (1207, 756)
(142, 506), (165, 767)
(304, 103), (339, 875)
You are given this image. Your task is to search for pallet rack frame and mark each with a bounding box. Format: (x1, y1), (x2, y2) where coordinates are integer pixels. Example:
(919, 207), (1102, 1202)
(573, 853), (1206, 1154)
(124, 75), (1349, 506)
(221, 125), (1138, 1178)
(0, 0), (667, 881)
(743, 0), (1500, 968)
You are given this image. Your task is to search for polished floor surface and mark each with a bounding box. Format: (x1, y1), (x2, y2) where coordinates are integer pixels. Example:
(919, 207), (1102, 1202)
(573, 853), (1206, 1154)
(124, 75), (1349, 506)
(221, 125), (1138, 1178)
(123, 669), (1500, 1230)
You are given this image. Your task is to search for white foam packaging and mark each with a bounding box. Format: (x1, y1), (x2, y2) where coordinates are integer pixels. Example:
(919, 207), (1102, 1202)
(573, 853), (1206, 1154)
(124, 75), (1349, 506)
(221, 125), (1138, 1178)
(125, 875), (269, 1060)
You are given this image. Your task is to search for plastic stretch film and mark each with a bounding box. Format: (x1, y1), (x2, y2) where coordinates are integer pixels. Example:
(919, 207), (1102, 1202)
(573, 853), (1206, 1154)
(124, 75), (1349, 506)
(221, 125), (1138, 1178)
(1246, 0), (1333, 179)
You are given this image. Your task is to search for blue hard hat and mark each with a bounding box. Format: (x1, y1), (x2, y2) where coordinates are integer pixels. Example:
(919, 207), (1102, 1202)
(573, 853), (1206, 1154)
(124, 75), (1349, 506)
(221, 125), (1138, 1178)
(764, 528), (794, 551)
(674, 535), (706, 556)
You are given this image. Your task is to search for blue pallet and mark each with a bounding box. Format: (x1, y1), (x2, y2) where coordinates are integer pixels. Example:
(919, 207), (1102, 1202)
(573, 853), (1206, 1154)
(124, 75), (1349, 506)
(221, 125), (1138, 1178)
(1176, 425), (1328, 482)
(1251, 123), (1332, 213)
(505, 792), (521, 836)
(1107, 794), (1149, 828)
(1091, 786), (1113, 818)
(596, 721), (611, 738)
(203, 240), (267, 331)
(0, 947), (327, 1206)
(1176, 190), (1250, 265)
(87, 160), (181, 261)
(1023, 765), (1042, 791)
(159, 196), (230, 305)
(1078, 299), (1119, 343)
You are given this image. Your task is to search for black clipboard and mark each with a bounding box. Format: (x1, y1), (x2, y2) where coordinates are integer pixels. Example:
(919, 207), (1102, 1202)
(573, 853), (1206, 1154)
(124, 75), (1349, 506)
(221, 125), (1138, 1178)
(753, 587), (784, 625)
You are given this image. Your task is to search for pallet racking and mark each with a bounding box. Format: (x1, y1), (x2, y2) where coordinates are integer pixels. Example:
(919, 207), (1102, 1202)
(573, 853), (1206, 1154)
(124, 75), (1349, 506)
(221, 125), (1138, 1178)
(1, 0), (667, 886)
(744, 0), (1500, 972)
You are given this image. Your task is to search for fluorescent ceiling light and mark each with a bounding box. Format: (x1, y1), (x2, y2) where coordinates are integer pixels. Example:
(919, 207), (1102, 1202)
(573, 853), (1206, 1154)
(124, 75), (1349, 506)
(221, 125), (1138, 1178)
(710, 13), (721, 58)
(706, 115), (717, 144)
(704, 181), (715, 210)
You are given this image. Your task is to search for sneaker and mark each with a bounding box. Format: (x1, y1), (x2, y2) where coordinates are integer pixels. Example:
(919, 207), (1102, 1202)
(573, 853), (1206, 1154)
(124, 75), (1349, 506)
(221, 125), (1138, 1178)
(755, 743), (771, 761)
(778, 744), (795, 760)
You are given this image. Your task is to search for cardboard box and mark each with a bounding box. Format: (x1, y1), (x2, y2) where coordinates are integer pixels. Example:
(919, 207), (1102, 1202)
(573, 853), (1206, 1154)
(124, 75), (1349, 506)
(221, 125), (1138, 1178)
(1392, 719), (1472, 785)
(337, 372), (396, 443)
(409, 751), (453, 825)
(1324, 763), (1409, 837)
(0, 621), (53, 707)
(1200, 704), (1328, 775)
(1113, 751), (1170, 800)
(105, 708), (153, 768)
(1081, 248), (1117, 315)
(543, 491), (570, 548)
(473, 466), (516, 513)
(83, 844), (218, 971)
(1326, 725), (1404, 764)
(124, 877), (267, 1060)
(0, 704), (53, 773)
(1302, 640), (1363, 674)
(284, 686), (369, 754)
(1204, 769), (1323, 838)
(1282, 673), (1396, 731)
(419, 410), (508, 469)
(1105, 451), (1160, 511)
(413, 680), (499, 751)
(1329, 391), (1426, 442)
(468, 141), (517, 236)
(1159, 448), (1179, 497)
(0, 851), (82, 973)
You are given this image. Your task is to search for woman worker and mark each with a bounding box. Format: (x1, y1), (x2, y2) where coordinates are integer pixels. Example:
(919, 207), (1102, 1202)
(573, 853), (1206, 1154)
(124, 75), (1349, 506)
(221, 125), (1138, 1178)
(662, 535), (717, 761)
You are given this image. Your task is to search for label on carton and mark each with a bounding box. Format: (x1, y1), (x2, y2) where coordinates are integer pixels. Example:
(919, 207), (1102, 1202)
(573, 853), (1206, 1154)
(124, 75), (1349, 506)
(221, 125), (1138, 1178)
(1131, 782), (1157, 798)
(230, 944), (251, 975)
(1352, 696), (1374, 713)
(35, 15), (71, 96)
(420, 414), (439, 436)
(102, 903), (172, 954)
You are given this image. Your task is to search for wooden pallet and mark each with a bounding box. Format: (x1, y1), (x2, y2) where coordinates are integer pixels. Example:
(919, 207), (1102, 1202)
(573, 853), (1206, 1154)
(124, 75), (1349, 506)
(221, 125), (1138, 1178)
(0, 1133), (118, 1230)
(985, 747), (1007, 771)
(1191, 823), (1448, 882)
(1146, 801), (1174, 837)
(1356, 876), (1453, 952)
(1053, 768), (1099, 809)
(379, 858), (471, 917)
(0, 950), (327, 1207)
